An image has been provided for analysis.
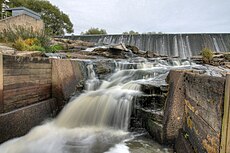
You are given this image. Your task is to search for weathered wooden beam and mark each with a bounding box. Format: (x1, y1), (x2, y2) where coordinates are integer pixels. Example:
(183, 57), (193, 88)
(0, 53), (3, 113)
(220, 74), (230, 153)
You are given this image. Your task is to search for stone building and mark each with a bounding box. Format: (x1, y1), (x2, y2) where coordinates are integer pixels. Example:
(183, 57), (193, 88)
(0, 7), (44, 32)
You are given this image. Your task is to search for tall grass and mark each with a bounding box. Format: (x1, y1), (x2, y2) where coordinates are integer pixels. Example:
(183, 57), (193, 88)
(0, 26), (64, 52)
(0, 25), (50, 48)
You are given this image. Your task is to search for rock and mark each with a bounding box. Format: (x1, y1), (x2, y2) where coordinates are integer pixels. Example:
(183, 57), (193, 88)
(16, 51), (43, 57)
(44, 53), (66, 59)
(146, 51), (160, 58)
(126, 45), (139, 54)
(0, 45), (16, 55)
(51, 38), (95, 50)
(91, 43), (132, 59)
(224, 53), (230, 61)
(95, 62), (112, 74)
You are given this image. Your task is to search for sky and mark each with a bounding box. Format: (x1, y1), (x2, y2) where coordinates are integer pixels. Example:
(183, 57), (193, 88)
(48, 0), (230, 34)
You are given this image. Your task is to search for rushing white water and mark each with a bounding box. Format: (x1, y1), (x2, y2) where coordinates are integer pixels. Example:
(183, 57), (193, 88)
(85, 63), (100, 91)
(0, 58), (200, 153)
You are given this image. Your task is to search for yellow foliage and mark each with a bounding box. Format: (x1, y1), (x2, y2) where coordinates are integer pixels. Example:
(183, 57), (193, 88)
(24, 38), (39, 46)
(13, 38), (29, 51)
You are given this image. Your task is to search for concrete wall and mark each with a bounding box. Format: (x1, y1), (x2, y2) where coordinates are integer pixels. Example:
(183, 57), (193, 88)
(183, 72), (225, 153)
(0, 99), (56, 143)
(2, 55), (52, 113)
(0, 55), (58, 143)
(163, 70), (226, 153)
(0, 14), (44, 32)
(0, 55), (85, 143)
(52, 59), (85, 109)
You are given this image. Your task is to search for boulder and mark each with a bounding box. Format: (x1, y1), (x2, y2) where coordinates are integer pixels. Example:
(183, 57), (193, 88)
(91, 43), (132, 59)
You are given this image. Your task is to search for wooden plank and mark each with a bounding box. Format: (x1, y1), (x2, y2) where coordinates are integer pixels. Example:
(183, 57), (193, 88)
(0, 53), (3, 113)
(220, 74), (230, 153)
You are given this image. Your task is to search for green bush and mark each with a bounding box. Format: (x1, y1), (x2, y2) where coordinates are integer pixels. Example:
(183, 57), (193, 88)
(29, 45), (46, 52)
(45, 44), (64, 53)
(201, 48), (214, 63)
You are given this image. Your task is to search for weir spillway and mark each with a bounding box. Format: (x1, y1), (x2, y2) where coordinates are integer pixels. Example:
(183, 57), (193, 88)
(66, 33), (230, 58)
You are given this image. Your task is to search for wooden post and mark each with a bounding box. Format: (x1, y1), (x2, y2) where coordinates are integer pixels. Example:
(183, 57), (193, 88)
(0, 53), (3, 113)
(220, 74), (230, 153)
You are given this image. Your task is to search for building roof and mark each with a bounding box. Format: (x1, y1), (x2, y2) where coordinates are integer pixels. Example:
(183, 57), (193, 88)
(5, 7), (41, 18)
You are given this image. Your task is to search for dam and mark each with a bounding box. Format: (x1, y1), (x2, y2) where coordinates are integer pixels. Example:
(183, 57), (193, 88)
(0, 36), (230, 153)
(66, 33), (230, 58)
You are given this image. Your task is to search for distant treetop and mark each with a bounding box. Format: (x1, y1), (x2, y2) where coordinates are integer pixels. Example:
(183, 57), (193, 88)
(122, 30), (139, 35)
(81, 28), (107, 35)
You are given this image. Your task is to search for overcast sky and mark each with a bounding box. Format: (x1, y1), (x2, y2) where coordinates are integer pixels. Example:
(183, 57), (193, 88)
(48, 0), (230, 34)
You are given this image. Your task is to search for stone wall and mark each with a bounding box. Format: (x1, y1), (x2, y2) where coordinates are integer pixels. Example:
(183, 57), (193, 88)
(0, 14), (44, 32)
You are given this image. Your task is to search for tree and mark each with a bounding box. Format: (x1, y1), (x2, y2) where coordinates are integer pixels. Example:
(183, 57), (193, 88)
(122, 30), (139, 35)
(0, 0), (10, 18)
(9, 0), (73, 36)
(81, 28), (107, 35)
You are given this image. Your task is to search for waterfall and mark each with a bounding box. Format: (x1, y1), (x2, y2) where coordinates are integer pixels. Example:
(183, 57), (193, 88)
(0, 58), (206, 153)
(85, 63), (100, 91)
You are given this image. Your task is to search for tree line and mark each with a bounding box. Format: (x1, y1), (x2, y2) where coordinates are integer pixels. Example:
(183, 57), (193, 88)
(0, 0), (73, 36)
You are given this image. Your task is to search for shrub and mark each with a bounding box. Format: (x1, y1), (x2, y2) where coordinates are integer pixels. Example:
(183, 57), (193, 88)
(45, 44), (64, 53)
(0, 26), (50, 48)
(29, 45), (46, 52)
(13, 38), (29, 51)
(201, 48), (213, 63)
(13, 38), (46, 51)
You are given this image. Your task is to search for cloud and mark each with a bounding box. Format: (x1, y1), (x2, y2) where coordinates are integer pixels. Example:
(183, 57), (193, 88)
(49, 0), (230, 34)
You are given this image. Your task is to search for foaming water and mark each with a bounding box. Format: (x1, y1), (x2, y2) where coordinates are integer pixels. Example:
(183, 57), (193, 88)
(0, 58), (198, 153)
(0, 123), (130, 153)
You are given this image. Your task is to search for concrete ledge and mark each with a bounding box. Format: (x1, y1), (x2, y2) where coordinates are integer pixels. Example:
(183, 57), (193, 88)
(0, 98), (57, 143)
(163, 70), (187, 143)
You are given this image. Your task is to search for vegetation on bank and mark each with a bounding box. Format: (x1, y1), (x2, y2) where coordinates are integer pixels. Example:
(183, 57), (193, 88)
(0, 26), (64, 52)
(201, 48), (214, 63)
(0, 0), (71, 52)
